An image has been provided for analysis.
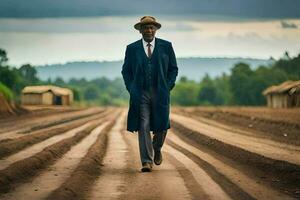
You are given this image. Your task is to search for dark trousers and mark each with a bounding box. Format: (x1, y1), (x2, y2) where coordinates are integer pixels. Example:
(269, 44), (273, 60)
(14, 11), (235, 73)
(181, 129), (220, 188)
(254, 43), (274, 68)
(138, 88), (167, 165)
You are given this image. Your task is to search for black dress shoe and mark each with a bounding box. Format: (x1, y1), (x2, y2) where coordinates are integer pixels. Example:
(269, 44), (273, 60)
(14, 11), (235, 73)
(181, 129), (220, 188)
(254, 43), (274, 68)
(141, 162), (152, 172)
(154, 151), (162, 165)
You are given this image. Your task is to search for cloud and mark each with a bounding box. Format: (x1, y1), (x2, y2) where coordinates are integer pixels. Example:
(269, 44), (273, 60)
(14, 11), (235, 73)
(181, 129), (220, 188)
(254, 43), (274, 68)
(174, 22), (196, 31)
(160, 21), (198, 32)
(225, 32), (263, 42)
(0, 17), (201, 33)
(0, 17), (137, 33)
(280, 21), (298, 29)
(1, 0), (300, 19)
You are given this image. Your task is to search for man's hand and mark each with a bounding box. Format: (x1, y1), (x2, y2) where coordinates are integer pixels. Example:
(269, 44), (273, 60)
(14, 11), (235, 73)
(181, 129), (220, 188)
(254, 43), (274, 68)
(167, 43), (178, 91)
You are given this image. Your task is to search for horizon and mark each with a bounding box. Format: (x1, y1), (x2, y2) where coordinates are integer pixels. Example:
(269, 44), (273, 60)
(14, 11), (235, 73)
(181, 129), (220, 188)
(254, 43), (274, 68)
(25, 55), (273, 68)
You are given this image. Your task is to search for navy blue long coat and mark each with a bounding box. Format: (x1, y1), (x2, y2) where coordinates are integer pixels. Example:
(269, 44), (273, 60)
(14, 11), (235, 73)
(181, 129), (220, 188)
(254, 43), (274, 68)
(121, 37), (178, 133)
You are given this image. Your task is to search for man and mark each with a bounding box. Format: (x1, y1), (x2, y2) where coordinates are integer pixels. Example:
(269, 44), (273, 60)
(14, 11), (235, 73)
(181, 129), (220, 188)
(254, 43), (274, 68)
(121, 16), (178, 172)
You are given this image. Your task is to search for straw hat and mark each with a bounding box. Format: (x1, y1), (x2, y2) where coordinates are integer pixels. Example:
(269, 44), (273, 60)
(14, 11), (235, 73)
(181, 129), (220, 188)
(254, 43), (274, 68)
(134, 16), (161, 30)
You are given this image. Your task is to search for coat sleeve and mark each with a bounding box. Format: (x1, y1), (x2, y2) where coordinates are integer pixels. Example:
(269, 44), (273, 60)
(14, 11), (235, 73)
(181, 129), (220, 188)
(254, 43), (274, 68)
(121, 46), (133, 92)
(167, 43), (178, 91)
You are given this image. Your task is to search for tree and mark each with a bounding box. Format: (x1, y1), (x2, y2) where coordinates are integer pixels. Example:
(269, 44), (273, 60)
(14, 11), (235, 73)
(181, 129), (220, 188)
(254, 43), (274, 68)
(84, 85), (99, 100)
(179, 76), (188, 83)
(198, 74), (223, 105)
(0, 49), (8, 66)
(171, 80), (199, 106)
(19, 64), (39, 84)
(214, 73), (233, 105)
(273, 53), (300, 79)
(229, 63), (255, 105)
(251, 66), (290, 105)
(0, 66), (20, 90)
(69, 87), (81, 101)
(53, 77), (65, 86)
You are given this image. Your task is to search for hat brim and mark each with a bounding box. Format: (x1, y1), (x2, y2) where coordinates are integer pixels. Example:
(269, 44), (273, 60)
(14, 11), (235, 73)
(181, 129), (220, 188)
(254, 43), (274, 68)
(134, 22), (161, 30)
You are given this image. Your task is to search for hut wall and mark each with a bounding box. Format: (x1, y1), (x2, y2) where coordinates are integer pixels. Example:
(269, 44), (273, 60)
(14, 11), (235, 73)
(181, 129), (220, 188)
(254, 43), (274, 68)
(61, 96), (65, 105)
(266, 93), (300, 108)
(266, 95), (272, 107)
(287, 95), (292, 107)
(269, 94), (284, 108)
(271, 94), (275, 108)
(21, 93), (43, 105)
(21, 92), (54, 105)
(264, 80), (300, 108)
(61, 95), (68, 105)
(291, 93), (300, 107)
(282, 95), (288, 108)
(297, 94), (300, 107)
(42, 92), (54, 105)
(61, 94), (73, 105)
(271, 94), (279, 108)
(69, 94), (73, 105)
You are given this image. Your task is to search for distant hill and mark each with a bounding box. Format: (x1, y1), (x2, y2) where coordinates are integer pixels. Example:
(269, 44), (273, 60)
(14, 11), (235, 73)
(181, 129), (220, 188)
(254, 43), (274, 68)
(36, 57), (272, 81)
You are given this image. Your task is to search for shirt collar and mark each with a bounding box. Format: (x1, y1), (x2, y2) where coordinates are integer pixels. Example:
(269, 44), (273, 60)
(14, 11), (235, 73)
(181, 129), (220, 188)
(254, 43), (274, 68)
(142, 37), (155, 47)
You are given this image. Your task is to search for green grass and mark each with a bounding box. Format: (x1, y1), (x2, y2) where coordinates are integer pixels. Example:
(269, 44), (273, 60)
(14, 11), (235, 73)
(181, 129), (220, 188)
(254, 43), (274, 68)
(0, 82), (13, 101)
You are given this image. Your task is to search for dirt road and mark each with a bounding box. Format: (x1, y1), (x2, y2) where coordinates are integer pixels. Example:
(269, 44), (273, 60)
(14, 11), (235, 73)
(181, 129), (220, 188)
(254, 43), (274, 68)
(0, 106), (299, 200)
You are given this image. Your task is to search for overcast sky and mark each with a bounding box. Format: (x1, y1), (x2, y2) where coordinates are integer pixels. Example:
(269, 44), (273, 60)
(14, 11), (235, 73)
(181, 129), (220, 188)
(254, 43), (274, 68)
(0, 1), (299, 66)
(1, 0), (300, 19)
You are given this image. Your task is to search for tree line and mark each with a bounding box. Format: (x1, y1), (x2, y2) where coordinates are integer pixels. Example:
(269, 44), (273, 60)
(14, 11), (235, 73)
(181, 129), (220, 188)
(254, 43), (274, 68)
(0, 48), (128, 106)
(0, 49), (41, 102)
(172, 52), (300, 106)
(0, 48), (299, 106)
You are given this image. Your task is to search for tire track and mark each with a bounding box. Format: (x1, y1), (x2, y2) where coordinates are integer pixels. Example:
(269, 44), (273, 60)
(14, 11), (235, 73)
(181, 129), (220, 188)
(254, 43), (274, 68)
(0, 107), (79, 133)
(173, 108), (300, 146)
(0, 122), (110, 200)
(164, 144), (232, 200)
(0, 108), (113, 158)
(0, 107), (296, 199)
(171, 114), (300, 198)
(86, 111), (128, 200)
(0, 113), (114, 194)
(0, 108), (111, 142)
(0, 107), (105, 138)
(171, 113), (300, 168)
(0, 120), (92, 170)
(45, 111), (121, 200)
(118, 127), (192, 200)
(167, 131), (296, 200)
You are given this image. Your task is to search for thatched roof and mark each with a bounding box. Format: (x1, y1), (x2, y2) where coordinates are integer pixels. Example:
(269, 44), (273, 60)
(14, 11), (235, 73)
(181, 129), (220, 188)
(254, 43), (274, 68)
(22, 85), (73, 96)
(263, 80), (300, 95)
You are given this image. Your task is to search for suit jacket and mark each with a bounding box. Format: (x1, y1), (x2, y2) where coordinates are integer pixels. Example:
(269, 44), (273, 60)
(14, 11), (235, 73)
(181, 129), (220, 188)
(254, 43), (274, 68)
(121, 37), (178, 132)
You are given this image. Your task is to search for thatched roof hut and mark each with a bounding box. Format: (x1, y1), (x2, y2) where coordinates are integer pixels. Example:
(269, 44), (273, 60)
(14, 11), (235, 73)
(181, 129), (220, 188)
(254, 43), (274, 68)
(21, 85), (73, 106)
(262, 80), (300, 108)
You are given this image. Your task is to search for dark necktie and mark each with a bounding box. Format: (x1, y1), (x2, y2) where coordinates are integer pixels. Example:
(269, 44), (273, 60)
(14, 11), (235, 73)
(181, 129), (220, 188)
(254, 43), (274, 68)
(147, 43), (152, 58)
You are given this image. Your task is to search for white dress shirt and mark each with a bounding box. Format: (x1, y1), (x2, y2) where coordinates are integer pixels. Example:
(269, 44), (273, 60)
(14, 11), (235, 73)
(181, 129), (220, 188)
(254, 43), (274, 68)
(142, 37), (155, 57)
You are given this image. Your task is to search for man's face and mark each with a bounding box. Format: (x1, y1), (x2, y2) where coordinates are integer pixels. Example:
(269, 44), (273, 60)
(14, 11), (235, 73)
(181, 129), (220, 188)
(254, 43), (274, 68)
(139, 24), (157, 42)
